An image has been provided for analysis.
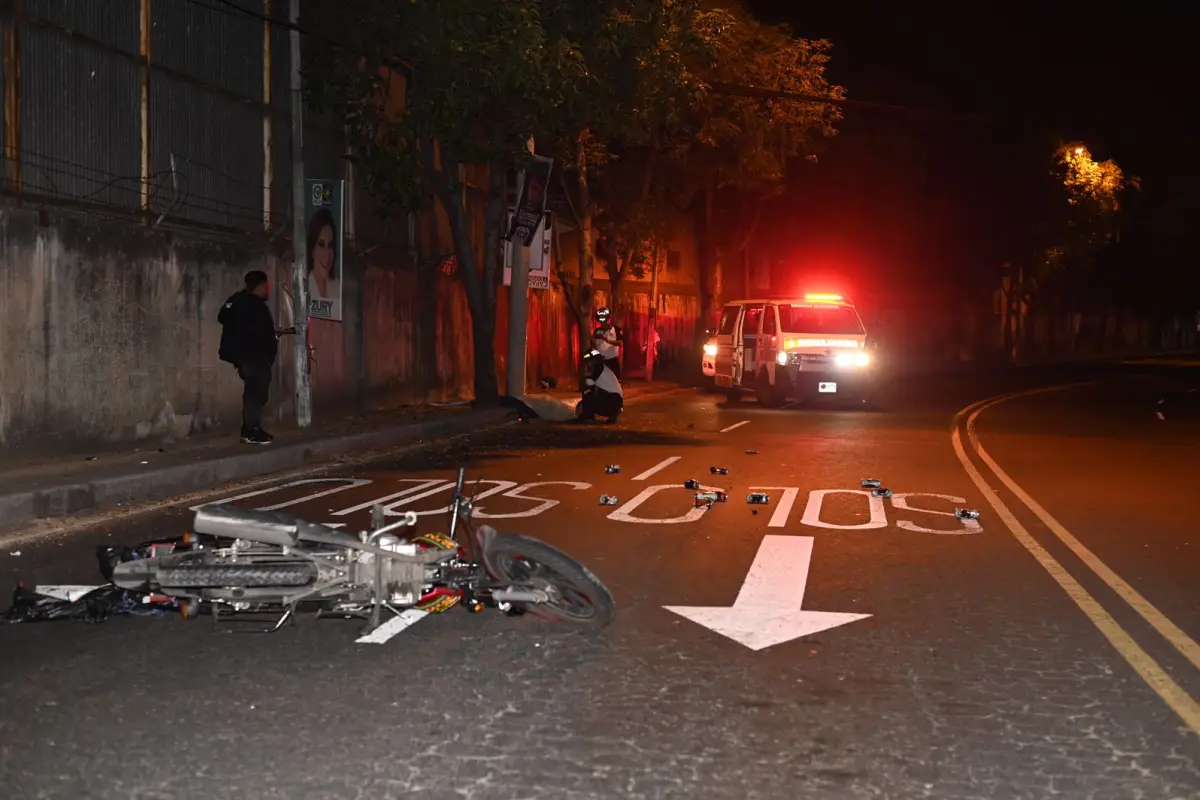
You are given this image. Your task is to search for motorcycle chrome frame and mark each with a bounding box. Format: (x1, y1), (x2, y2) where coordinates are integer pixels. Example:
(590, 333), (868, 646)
(205, 465), (540, 635)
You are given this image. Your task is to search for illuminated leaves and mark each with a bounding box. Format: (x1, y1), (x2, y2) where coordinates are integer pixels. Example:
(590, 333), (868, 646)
(1056, 144), (1128, 214)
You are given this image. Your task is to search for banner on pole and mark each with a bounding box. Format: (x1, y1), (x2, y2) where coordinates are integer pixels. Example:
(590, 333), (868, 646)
(504, 210), (552, 290)
(503, 156), (554, 246)
(303, 178), (345, 322)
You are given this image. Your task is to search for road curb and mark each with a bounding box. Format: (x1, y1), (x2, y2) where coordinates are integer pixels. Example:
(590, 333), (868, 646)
(0, 408), (517, 534)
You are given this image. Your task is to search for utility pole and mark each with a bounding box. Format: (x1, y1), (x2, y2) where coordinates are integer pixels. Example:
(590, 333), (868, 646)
(288, 0), (312, 427)
(505, 138), (535, 399)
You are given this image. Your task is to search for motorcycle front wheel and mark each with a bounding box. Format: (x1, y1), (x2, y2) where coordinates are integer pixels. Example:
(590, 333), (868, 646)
(483, 534), (616, 628)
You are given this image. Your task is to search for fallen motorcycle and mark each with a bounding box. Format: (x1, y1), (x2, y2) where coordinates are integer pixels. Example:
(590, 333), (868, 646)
(106, 466), (616, 634)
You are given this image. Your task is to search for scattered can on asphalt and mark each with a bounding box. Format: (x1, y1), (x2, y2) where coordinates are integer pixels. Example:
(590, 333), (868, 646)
(871, 487), (893, 498)
(745, 449), (758, 455)
(710, 466), (728, 475)
(954, 508), (980, 520)
(747, 492), (770, 505)
(861, 478), (881, 489)
(694, 490), (728, 508)
(599, 495), (619, 506)
(604, 465), (621, 474)
(684, 479), (702, 490)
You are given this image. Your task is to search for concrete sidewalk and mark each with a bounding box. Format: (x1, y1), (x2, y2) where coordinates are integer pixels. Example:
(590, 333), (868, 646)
(0, 380), (694, 533)
(0, 405), (518, 533)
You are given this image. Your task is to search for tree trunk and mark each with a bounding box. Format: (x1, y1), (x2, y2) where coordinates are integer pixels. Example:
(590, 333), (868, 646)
(413, 210), (441, 398)
(433, 153), (501, 406)
(696, 177), (723, 345)
(575, 142), (595, 392)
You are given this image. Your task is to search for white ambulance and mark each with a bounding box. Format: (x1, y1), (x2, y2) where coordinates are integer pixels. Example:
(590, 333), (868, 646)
(712, 293), (877, 406)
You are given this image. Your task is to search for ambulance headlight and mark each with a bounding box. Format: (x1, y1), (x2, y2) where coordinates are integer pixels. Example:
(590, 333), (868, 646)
(703, 343), (717, 357)
(834, 352), (870, 368)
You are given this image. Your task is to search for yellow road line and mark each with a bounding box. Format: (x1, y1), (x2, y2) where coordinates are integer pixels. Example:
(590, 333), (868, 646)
(951, 386), (1200, 736)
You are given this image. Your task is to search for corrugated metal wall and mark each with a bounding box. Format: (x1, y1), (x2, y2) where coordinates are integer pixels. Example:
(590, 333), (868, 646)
(2, 0), (341, 235)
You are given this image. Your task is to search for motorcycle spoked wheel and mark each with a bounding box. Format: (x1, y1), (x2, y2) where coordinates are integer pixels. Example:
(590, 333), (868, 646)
(482, 534), (616, 627)
(411, 533), (463, 613)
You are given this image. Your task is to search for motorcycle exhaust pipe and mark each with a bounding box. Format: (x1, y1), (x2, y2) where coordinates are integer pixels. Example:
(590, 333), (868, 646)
(491, 588), (550, 604)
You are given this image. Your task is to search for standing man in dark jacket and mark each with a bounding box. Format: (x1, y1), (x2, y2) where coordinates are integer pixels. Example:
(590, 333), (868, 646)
(218, 270), (285, 444)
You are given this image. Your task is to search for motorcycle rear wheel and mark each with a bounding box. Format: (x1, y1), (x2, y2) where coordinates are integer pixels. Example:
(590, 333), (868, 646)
(483, 534), (616, 628)
(157, 562), (316, 588)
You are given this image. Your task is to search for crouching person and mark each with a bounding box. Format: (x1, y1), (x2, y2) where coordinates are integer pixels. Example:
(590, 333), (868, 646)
(577, 350), (623, 423)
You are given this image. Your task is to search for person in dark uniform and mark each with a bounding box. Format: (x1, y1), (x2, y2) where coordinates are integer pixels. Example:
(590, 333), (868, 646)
(218, 270), (287, 444)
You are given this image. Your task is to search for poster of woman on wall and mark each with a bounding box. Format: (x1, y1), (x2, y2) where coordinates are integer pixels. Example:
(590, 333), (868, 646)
(304, 179), (344, 321)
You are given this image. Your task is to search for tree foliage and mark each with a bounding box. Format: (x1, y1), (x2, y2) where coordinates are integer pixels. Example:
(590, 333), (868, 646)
(303, 0), (844, 395)
(1029, 143), (1137, 310)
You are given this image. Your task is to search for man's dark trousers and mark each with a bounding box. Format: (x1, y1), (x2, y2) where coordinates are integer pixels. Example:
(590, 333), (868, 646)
(237, 361), (272, 432)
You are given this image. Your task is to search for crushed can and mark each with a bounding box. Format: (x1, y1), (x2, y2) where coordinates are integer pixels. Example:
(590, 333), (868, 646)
(710, 466), (728, 475)
(747, 492), (770, 505)
(684, 479), (702, 490)
(604, 465), (621, 474)
(871, 487), (893, 498)
(745, 449), (758, 455)
(954, 508), (980, 520)
(599, 495), (619, 506)
(861, 478), (881, 489)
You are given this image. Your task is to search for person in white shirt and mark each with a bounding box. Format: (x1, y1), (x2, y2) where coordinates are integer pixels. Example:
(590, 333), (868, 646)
(591, 306), (623, 379)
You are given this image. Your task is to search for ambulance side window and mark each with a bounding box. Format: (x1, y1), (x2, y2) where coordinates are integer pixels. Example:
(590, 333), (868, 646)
(763, 305), (777, 335)
(717, 305), (740, 335)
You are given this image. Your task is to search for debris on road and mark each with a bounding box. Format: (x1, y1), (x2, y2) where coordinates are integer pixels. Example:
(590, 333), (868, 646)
(747, 493), (770, 505)
(604, 465), (621, 474)
(4, 542), (183, 624)
(871, 487), (893, 499)
(955, 508), (981, 520)
(861, 478), (881, 489)
(745, 449), (758, 455)
(4, 584), (177, 623)
(599, 495), (619, 506)
(9, 551), (20, 557)
(1156, 411), (1166, 421)
(684, 479), (702, 490)
(694, 490), (728, 509)
(710, 466), (728, 475)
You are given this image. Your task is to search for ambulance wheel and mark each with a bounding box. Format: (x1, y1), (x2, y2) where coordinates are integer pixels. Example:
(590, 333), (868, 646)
(724, 388), (742, 404)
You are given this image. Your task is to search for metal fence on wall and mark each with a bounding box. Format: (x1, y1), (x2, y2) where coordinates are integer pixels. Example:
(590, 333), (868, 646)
(1, 0), (341, 236)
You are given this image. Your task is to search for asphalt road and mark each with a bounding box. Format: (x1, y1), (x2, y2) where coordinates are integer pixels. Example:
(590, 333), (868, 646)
(2, 362), (1199, 799)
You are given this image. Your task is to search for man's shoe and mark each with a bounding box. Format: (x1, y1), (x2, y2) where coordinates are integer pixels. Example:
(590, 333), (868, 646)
(241, 428), (271, 445)
(254, 427), (275, 442)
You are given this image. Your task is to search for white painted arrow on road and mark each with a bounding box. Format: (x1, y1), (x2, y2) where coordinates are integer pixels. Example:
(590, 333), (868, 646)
(664, 535), (871, 651)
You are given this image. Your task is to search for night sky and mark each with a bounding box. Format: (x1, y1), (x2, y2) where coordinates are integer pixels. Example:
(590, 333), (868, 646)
(742, 1), (1195, 309)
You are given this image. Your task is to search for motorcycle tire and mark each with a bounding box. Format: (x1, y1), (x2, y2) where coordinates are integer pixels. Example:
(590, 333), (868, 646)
(483, 534), (616, 628)
(156, 562), (317, 588)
